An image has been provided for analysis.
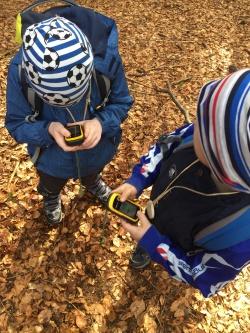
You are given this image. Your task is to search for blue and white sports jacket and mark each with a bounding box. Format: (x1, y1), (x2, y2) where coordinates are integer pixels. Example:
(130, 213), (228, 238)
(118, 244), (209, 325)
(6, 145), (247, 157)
(127, 124), (250, 297)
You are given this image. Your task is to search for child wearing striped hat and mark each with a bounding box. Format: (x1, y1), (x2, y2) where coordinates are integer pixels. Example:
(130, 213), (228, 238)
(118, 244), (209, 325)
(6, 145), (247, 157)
(5, 14), (133, 225)
(114, 69), (250, 297)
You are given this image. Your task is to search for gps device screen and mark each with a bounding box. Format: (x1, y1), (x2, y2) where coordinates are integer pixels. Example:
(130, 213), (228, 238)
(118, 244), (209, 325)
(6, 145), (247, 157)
(67, 125), (82, 138)
(114, 197), (138, 219)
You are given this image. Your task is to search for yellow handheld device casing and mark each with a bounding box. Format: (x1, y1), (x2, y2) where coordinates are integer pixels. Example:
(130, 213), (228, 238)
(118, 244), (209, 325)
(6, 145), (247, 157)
(107, 193), (141, 223)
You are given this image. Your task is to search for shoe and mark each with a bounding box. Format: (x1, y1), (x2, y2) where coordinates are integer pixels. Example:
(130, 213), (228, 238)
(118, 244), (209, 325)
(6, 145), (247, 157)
(43, 193), (62, 225)
(130, 246), (151, 269)
(87, 178), (111, 205)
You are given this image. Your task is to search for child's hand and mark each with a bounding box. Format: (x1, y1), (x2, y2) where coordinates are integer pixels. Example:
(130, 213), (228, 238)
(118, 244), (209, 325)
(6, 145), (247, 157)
(113, 183), (138, 201)
(48, 122), (79, 152)
(121, 211), (151, 242)
(68, 118), (102, 150)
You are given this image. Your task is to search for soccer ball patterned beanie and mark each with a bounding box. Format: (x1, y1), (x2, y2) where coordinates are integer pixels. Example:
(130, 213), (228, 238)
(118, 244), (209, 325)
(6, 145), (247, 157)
(197, 68), (250, 193)
(22, 17), (94, 107)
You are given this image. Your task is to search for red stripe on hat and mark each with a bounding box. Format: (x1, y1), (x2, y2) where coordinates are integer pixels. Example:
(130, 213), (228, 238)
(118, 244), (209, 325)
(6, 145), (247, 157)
(211, 74), (232, 180)
(220, 174), (236, 187)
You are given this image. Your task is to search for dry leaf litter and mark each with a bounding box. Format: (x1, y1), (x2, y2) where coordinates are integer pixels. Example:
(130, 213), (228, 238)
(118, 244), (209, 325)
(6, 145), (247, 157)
(0, 0), (249, 332)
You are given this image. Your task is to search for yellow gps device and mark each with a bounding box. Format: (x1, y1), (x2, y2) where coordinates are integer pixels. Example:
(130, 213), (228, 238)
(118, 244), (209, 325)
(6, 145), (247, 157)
(107, 193), (141, 223)
(64, 125), (84, 146)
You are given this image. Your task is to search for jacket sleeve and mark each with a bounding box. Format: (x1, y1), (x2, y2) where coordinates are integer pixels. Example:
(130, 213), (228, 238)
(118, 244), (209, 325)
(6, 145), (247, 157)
(126, 124), (194, 195)
(94, 56), (133, 137)
(139, 226), (250, 297)
(126, 142), (163, 195)
(5, 60), (54, 147)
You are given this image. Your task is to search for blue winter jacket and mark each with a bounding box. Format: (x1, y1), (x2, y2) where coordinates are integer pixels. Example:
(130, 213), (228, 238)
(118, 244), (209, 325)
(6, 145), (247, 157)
(5, 9), (133, 179)
(127, 124), (250, 297)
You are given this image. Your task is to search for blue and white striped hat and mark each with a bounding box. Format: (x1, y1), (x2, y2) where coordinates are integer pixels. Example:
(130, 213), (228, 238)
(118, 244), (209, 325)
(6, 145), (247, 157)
(197, 69), (250, 193)
(22, 17), (94, 107)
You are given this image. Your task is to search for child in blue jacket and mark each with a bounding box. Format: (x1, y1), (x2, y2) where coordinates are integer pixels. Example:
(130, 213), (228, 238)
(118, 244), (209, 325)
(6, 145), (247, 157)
(5, 11), (133, 225)
(114, 69), (250, 297)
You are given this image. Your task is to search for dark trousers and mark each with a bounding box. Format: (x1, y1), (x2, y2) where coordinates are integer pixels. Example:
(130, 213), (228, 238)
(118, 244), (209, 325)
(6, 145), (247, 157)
(37, 170), (101, 195)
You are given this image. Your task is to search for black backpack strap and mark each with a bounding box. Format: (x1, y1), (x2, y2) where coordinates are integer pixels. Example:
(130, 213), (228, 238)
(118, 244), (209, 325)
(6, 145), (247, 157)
(157, 134), (182, 157)
(92, 69), (111, 110)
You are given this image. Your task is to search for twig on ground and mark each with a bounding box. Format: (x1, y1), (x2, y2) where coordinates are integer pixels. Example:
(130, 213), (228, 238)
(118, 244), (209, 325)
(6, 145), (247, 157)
(172, 77), (192, 85)
(155, 81), (191, 123)
(135, 91), (172, 98)
(66, 301), (86, 318)
(159, 296), (167, 316)
(128, 76), (191, 123)
(128, 66), (191, 79)
(127, 77), (154, 90)
(155, 314), (163, 331)
(7, 160), (20, 190)
(128, 64), (169, 77)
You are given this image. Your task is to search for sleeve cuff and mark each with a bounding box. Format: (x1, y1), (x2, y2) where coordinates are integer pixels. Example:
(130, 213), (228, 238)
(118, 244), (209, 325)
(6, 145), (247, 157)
(138, 225), (170, 258)
(94, 115), (105, 131)
(44, 122), (55, 146)
(126, 175), (147, 197)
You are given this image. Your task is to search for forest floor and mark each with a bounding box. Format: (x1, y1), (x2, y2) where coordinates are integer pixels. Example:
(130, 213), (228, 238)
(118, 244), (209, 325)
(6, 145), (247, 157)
(0, 0), (249, 332)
